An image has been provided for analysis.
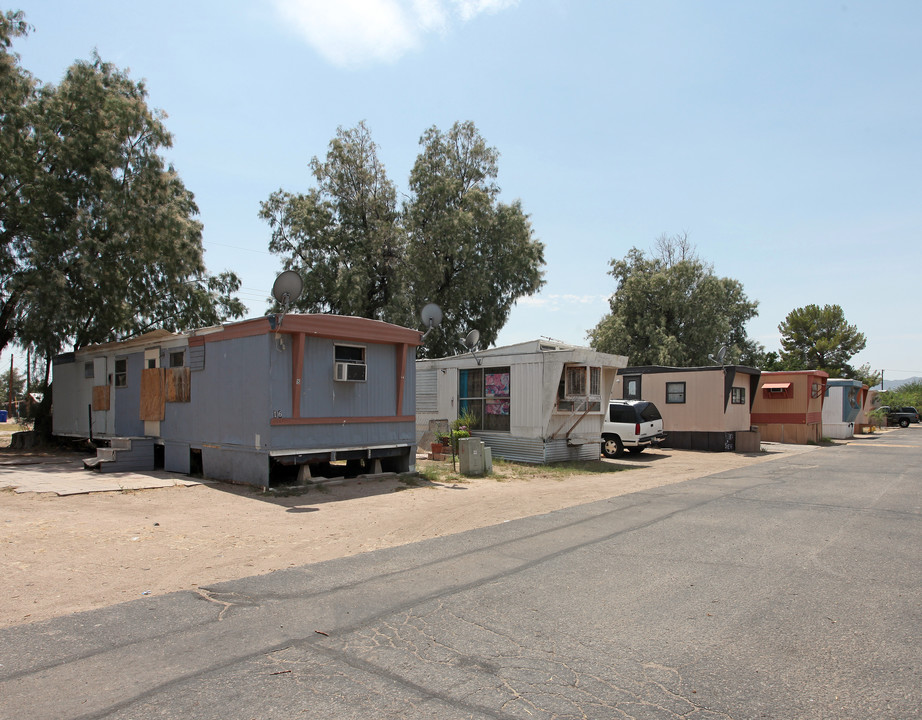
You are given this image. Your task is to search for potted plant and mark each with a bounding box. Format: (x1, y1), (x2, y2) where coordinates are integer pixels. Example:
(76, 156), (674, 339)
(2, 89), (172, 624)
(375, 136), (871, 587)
(433, 433), (452, 454)
(449, 410), (477, 453)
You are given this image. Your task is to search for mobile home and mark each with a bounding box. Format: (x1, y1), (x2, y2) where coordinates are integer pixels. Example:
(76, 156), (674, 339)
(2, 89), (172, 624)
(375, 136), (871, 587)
(614, 365), (762, 451)
(52, 314), (422, 486)
(821, 378), (866, 439)
(416, 340), (627, 463)
(750, 370), (829, 444)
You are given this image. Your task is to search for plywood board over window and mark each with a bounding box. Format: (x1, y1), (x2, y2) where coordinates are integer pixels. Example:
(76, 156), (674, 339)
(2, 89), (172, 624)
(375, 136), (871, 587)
(92, 385), (110, 411)
(166, 367), (191, 402)
(140, 368), (165, 421)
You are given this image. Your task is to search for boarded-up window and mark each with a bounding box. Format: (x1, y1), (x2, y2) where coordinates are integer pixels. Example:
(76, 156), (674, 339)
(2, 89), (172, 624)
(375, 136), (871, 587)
(140, 368), (165, 421)
(166, 367), (191, 402)
(92, 385), (110, 411)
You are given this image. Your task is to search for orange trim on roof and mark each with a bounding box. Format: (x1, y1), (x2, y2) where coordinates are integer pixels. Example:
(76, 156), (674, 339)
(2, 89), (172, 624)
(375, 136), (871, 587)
(192, 314), (422, 346)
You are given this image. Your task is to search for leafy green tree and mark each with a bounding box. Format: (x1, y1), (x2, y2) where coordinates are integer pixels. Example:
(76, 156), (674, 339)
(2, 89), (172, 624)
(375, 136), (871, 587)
(260, 121), (406, 320)
(880, 380), (922, 411)
(404, 121), (545, 357)
(1, 365), (25, 400)
(1, 15), (244, 360)
(588, 236), (759, 366)
(261, 120), (546, 357)
(851, 363), (882, 389)
(777, 304), (867, 377)
(0, 10), (37, 355)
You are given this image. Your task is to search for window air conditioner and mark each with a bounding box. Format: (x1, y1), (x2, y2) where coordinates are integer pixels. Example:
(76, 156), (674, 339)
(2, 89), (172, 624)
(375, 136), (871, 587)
(334, 362), (367, 382)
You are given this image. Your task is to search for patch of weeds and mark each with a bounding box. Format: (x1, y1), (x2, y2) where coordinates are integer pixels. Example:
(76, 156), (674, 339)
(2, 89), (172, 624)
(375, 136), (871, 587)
(491, 458), (632, 481)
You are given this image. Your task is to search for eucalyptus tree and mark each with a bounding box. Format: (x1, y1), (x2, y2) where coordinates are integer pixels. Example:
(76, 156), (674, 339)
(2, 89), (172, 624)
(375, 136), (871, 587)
(261, 120), (546, 358)
(0, 10), (36, 354)
(1, 15), (244, 359)
(404, 121), (545, 358)
(260, 121), (407, 320)
(589, 236), (759, 366)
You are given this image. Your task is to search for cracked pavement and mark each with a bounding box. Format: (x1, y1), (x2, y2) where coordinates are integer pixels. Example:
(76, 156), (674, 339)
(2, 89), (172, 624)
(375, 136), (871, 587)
(2, 429), (920, 719)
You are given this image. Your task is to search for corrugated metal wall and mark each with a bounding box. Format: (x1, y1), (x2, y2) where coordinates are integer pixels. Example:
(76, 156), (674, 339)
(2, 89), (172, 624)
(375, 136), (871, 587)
(475, 433), (600, 464)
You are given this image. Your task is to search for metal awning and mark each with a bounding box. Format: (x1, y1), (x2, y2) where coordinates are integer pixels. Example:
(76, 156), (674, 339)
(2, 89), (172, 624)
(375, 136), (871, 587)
(762, 382), (792, 390)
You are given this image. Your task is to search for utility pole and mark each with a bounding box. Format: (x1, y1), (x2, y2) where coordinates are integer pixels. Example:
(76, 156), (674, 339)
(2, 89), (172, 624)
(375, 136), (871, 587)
(8, 355), (13, 418)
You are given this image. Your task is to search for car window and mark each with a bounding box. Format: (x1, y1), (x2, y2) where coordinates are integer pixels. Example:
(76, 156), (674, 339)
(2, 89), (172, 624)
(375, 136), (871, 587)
(638, 402), (662, 422)
(609, 405), (633, 423)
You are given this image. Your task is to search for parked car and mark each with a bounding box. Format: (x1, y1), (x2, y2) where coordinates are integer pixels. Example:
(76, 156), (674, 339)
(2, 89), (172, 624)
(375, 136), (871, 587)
(602, 400), (666, 458)
(898, 406), (920, 424)
(879, 406), (920, 428)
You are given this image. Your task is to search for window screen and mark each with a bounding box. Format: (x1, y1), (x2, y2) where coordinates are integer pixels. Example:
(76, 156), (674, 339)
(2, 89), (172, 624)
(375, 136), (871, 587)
(666, 382), (686, 404)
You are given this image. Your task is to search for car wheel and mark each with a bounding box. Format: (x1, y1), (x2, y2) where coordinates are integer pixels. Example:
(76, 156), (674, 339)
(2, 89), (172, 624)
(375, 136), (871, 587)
(602, 436), (624, 458)
(900, 418), (910, 428)
(627, 446), (645, 455)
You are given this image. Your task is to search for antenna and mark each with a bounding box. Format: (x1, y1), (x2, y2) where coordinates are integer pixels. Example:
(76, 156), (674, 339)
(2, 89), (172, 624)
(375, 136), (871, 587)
(420, 303), (443, 340)
(463, 329), (482, 365)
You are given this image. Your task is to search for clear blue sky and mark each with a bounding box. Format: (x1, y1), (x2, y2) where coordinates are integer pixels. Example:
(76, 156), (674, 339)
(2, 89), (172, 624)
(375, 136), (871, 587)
(5, 0), (922, 382)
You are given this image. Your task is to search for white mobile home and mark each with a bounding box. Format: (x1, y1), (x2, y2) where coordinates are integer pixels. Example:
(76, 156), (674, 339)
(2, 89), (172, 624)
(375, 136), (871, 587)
(821, 378), (866, 439)
(416, 340), (627, 463)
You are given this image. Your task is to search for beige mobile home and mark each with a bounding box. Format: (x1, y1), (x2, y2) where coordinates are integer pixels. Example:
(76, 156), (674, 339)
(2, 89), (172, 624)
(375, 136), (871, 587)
(614, 365), (762, 451)
(416, 340), (627, 463)
(855, 387), (880, 431)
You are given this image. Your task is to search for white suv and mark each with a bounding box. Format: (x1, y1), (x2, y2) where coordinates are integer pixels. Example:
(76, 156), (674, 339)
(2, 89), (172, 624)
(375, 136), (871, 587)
(601, 400), (666, 458)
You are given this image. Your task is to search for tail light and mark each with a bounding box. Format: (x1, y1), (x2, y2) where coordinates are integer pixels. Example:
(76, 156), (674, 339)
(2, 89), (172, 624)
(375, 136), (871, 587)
(635, 423), (641, 436)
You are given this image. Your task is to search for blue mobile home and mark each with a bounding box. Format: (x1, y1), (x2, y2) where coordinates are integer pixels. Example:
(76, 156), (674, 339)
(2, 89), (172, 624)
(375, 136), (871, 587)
(820, 378), (866, 439)
(52, 315), (421, 487)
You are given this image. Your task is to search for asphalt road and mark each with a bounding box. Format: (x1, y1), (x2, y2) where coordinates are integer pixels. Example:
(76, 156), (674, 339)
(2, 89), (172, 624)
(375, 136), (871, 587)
(2, 428), (920, 719)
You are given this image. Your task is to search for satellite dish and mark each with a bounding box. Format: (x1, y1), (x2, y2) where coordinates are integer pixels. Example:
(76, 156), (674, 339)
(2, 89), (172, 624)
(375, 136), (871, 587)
(463, 329), (483, 365)
(272, 270), (303, 308)
(708, 345), (728, 365)
(420, 303), (443, 340)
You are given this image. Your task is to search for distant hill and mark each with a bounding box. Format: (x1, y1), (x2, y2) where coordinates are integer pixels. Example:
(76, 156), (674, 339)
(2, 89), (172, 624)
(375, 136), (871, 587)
(881, 376), (922, 391)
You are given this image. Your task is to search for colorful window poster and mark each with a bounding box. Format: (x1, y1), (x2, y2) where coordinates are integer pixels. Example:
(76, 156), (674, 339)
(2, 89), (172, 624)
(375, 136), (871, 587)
(485, 372), (509, 398)
(486, 399), (510, 416)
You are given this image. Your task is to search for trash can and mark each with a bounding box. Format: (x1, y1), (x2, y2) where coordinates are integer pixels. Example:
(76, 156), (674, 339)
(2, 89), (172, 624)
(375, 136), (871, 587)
(0, 410), (7, 422)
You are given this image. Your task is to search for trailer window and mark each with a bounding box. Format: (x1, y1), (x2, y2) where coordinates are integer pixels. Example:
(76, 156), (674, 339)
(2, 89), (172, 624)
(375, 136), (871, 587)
(114, 358), (127, 388)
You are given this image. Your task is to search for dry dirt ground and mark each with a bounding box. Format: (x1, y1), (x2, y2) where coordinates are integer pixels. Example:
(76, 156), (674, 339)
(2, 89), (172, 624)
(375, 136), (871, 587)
(0, 433), (822, 629)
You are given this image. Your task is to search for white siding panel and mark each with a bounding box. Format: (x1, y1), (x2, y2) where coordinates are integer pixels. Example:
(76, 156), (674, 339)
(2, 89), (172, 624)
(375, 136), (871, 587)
(416, 368), (437, 413)
(511, 361), (545, 439)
